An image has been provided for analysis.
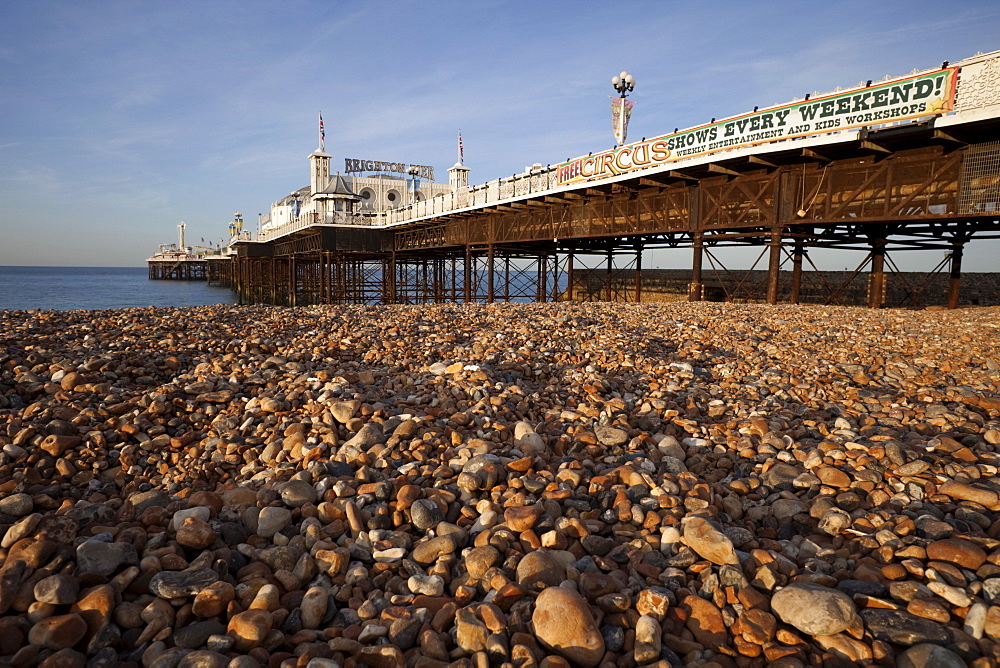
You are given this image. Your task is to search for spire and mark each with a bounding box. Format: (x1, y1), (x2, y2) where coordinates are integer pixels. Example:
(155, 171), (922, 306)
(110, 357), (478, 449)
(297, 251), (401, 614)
(449, 131), (470, 192)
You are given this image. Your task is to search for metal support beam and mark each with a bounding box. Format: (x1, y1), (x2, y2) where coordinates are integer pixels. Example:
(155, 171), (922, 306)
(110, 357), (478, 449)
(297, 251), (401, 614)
(689, 236), (704, 302)
(948, 241), (964, 310)
(635, 246), (642, 303)
(464, 246), (471, 303)
(567, 252), (574, 302)
(767, 232), (782, 304)
(790, 240), (804, 305)
(868, 237), (887, 309)
(487, 245), (495, 303)
(605, 248), (613, 302)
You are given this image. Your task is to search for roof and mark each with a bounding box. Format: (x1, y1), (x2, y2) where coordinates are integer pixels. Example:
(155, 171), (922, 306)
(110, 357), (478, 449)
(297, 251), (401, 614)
(276, 186), (311, 206)
(315, 172), (360, 198)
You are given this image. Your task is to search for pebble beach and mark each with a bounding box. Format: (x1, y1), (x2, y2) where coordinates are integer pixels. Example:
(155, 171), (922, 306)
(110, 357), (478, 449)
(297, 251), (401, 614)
(1, 301), (999, 668)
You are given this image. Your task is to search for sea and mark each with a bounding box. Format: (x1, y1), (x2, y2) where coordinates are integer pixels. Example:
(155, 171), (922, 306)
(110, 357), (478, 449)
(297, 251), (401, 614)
(0, 266), (237, 312)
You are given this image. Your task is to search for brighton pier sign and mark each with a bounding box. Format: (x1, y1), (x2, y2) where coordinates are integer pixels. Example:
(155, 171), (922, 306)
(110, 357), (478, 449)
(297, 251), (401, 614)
(345, 158), (435, 181)
(557, 66), (959, 186)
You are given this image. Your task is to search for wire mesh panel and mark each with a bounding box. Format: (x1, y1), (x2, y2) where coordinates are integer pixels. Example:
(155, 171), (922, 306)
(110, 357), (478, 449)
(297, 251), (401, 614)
(959, 141), (1000, 214)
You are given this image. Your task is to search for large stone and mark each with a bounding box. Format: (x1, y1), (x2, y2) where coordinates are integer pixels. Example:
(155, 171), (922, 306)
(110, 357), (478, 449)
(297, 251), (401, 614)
(633, 615), (662, 664)
(504, 505), (543, 532)
(178, 650), (229, 668)
(455, 607), (489, 652)
(149, 569), (219, 599)
(682, 517), (738, 565)
(76, 540), (138, 576)
(70, 584), (116, 637)
(771, 498), (808, 520)
(896, 643), (966, 668)
(28, 613), (87, 650)
(0, 493), (33, 517)
(465, 545), (500, 580)
(532, 586), (605, 667)
(412, 536), (457, 565)
(682, 594), (728, 649)
(330, 400), (361, 424)
(926, 538), (987, 570)
(409, 499), (443, 531)
(34, 574), (79, 605)
(516, 550), (566, 590)
(816, 466), (851, 488)
(170, 506), (211, 531)
(771, 583), (856, 636)
(278, 480), (316, 508)
(227, 609), (272, 651)
(300, 586), (328, 629)
(938, 481), (1000, 509)
(340, 423), (384, 452)
(860, 609), (950, 646)
(594, 426), (628, 446)
(174, 620), (226, 649)
(176, 517), (216, 550)
(256, 507), (292, 539)
(128, 490), (172, 515)
(761, 462), (801, 490)
(193, 581), (236, 618)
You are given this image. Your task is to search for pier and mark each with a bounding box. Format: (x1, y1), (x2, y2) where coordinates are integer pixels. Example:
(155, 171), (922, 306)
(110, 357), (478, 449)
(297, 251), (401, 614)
(146, 221), (230, 283)
(157, 52), (1000, 308)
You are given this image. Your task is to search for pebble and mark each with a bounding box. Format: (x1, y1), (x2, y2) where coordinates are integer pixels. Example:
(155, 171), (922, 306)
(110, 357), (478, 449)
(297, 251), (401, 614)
(633, 614), (661, 663)
(33, 574), (79, 606)
(926, 537), (987, 569)
(682, 516), (739, 565)
(75, 540), (138, 576)
(0, 301), (996, 666)
(771, 582), (857, 636)
(860, 608), (952, 645)
(0, 493), (33, 517)
(516, 550), (566, 590)
(532, 585), (605, 666)
(27, 613), (87, 650)
(896, 643), (968, 668)
(255, 506), (291, 538)
(149, 569), (220, 599)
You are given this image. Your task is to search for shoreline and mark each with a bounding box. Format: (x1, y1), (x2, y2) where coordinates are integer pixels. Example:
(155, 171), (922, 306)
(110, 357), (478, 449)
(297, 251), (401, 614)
(1, 301), (999, 666)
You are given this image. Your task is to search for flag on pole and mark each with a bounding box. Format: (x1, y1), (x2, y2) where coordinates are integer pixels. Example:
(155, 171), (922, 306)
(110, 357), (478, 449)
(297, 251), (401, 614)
(611, 98), (635, 146)
(319, 112), (325, 150)
(458, 129), (464, 164)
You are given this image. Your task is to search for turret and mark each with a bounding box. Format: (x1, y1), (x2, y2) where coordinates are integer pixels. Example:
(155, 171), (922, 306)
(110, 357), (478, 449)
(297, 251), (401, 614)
(310, 112), (331, 195)
(449, 130), (471, 192)
(310, 148), (331, 195)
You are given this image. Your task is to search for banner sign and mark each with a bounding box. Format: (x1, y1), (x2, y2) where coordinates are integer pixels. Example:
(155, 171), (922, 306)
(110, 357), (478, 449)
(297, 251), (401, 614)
(612, 98), (635, 145)
(345, 158), (435, 181)
(558, 66), (959, 186)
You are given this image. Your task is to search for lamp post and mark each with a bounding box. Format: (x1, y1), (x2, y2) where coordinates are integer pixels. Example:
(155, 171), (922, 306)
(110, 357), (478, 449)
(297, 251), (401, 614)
(611, 71), (635, 146)
(408, 167), (420, 204)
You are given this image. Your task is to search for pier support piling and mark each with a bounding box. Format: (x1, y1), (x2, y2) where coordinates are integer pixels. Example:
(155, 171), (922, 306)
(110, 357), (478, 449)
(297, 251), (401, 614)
(689, 236), (704, 302)
(767, 232), (782, 304)
(948, 241), (964, 310)
(868, 237), (887, 309)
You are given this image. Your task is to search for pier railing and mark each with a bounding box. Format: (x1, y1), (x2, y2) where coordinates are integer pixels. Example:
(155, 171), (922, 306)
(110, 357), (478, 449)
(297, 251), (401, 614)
(258, 210), (384, 241)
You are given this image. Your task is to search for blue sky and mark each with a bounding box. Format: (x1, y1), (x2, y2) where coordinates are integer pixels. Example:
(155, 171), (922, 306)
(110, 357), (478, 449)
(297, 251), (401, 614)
(1, 0), (999, 270)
